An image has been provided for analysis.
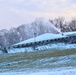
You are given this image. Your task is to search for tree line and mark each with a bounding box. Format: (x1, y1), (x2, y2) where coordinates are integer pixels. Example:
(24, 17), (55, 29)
(49, 17), (76, 32)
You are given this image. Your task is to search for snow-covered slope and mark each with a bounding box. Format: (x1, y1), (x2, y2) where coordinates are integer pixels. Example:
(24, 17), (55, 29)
(0, 50), (76, 75)
(0, 68), (76, 75)
(63, 31), (76, 36)
(0, 50), (3, 54)
(13, 33), (65, 45)
(1, 31), (76, 54)
(7, 31), (76, 53)
(28, 68), (76, 75)
(13, 31), (76, 46)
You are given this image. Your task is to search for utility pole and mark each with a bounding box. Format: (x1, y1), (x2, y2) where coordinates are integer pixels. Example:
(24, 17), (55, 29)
(34, 32), (36, 50)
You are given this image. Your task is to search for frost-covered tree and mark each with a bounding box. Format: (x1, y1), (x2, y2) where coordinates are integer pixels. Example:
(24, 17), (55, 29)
(0, 35), (5, 47)
(8, 28), (21, 46)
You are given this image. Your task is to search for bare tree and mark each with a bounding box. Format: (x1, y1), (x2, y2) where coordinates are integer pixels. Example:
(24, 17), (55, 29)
(68, 18), (76, 31)
(49, 17), (65, 32)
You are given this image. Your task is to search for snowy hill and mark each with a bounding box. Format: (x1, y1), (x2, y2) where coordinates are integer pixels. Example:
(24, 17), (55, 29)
(0, 46), (76, 75)
(0, 30), (76, 54)
(6, 31), (76, 54)
(0, 33), (76, 75)
(13, 33), (65, 45)
(13, 31), (76, 46)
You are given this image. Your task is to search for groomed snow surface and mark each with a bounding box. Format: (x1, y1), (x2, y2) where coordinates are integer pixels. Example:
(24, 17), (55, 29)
(7, 31), (76, 54)
(8, 43), (76, 53)
(0, 31), (76, 54)
(0, 68), (76, 75)
(28, 68), (76, 75)
(14, 31), (76, 45)
(13, 33), (66, 45)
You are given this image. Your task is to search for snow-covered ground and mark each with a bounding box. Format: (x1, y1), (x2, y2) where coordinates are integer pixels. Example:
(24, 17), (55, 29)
(0, 31), (76, 54)
(0, 50), (3, 54)
(28, 68), (76, 75)
(13, 31), (76, 46)
(0, 43), (76, 54)
(8, 43), (76, 53)
(0, 31), (76, 75)
(13, 33), (66, 46)
(6, 31), (76, 53)
(0, 68), (76, 75)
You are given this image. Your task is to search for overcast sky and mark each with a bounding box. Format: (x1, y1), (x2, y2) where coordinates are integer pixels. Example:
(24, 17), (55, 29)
(0, 0), (76, 30)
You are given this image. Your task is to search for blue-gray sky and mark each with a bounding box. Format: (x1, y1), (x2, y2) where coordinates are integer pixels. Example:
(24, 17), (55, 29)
(0, 0), (76, 30)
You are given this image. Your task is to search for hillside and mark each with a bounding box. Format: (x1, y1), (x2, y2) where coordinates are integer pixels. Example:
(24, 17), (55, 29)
(0, 30), (76, 75)
(5, 31), (76, 54)
(0, 48), (76, 75)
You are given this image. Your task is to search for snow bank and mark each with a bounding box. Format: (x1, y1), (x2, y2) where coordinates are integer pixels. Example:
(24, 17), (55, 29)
(14, 33), (66, 45)
(0, 68), (76, 75)
(63, 31), (76, 36)
(28, 68), (76, 75)
(37, 43), (76, 50)
(8, 31), (76, 54)
(0, 50), (3, 54)
(14, 31), (76, 46)
(8, 47), (33, 53)
(8, 43), (76, 53)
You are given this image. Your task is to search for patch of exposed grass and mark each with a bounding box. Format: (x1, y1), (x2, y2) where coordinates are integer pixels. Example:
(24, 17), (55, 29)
(0, 49), (76, 72)
(0, 48), (76, 63)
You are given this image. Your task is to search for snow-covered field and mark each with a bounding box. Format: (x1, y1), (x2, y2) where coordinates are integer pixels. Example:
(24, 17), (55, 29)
(0, 68), (76, 75)
(7, 43), (76, 53)
(0, 32), (76, 54)
(13, 31), (76, 46)
(8, 31), (76, 54)
(0, 48), (76, 75)
(28, 68), (76, 75)
(0, 32), (76, 75)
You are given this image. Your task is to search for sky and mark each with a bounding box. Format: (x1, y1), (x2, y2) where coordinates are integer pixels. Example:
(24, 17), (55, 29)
(0, 0), (76, 30)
